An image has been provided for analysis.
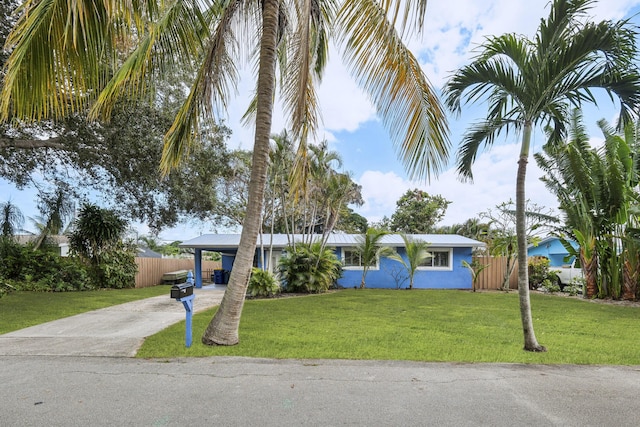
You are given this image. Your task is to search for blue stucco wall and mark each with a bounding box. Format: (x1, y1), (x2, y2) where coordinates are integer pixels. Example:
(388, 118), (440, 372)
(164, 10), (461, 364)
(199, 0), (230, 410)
(335, 247), (473, 289)
(528, 238), (577, 267)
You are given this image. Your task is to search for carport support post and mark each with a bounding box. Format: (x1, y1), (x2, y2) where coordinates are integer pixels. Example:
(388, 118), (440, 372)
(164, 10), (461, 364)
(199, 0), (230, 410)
(194, 249), (202, 288)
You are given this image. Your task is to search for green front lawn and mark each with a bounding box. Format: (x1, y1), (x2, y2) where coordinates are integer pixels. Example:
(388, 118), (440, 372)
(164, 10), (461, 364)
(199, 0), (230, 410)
(138, 289), (640, 365)
(0, 286), (170, 334)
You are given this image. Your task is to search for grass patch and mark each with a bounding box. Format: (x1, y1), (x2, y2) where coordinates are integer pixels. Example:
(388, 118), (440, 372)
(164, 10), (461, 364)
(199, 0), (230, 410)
(138, 289), (640, 365)
(0, 286), (170, 334)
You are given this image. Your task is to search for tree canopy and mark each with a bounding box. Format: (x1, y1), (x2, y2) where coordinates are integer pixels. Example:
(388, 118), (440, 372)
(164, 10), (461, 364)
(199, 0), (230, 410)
(390, 189), (450, 234)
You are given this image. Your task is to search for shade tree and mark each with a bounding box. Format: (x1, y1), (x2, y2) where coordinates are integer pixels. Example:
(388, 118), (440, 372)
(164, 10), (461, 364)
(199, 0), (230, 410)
(390, 189), (450, 234)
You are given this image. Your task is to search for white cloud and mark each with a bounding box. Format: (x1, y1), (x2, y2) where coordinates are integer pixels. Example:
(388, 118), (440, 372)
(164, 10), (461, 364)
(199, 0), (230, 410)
(356, 143), (560, 227)
(358, 171), (410, 220)
(316, 59), (376, 133)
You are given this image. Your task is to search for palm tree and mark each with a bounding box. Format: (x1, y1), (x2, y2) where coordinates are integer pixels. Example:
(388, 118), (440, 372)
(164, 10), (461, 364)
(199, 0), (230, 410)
(31, 185), (75, 251)
(461, 259), (490, 292)
(356, 228), (394, 289)
(388, 235), (431, 290)
(0, 200), (23, 239)
(2, 0), (449, 345)
(443, 0), (640, 351)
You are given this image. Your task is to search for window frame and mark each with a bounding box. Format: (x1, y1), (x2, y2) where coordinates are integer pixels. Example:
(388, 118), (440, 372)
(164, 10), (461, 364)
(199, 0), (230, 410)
(341, 247), (380, 270)
(416, 248), (453, 271)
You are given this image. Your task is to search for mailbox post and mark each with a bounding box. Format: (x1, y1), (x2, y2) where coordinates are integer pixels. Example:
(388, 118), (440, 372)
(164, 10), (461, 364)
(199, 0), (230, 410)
(171, 271), (196, 348)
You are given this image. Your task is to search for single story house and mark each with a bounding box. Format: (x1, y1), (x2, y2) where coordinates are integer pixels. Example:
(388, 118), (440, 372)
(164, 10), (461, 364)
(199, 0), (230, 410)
(179, 233), (485, 289)
(16, 234), (70, 256)
(136, 247), (163, 258)
(528, 236), (578, 267)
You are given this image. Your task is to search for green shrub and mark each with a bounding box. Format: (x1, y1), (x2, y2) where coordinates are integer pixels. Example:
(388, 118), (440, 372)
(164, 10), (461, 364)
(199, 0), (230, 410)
(0, 238), (27, 280)
(528, 256), (553, 289)
(564, 277), (585, 296)
(93, 246), (138, 289)
(0, 237), (93, 292)
(278, 242), (342, 293)
(248, 268), (280, 297)
(540, 279), (561, 293)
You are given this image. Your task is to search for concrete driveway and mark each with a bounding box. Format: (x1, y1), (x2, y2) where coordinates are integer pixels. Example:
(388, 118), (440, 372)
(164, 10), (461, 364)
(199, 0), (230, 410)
(0, 285), (225, 357)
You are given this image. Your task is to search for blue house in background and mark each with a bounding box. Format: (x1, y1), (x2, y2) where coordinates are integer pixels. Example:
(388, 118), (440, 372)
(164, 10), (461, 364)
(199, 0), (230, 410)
(528, 236), (578, 267)
(180, 234), (485, 289)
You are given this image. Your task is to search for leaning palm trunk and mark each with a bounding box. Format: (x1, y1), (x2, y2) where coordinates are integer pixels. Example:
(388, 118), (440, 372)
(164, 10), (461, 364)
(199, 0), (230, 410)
(202, 0), (280, 346)
(516, 125), (545, 352)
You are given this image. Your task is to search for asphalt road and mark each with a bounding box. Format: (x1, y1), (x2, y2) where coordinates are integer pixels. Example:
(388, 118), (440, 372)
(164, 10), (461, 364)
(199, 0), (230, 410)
(2, 287), (639, 426)
(2, 356), (640, 426)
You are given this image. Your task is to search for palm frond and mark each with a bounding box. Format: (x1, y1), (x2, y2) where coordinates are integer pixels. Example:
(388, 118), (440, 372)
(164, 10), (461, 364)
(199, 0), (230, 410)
(456, 117), (517, 181)
(281, 0), (333, 140)
(1, 0), (129, 121)
(161, 0), (245, 174)
(336, 0), (449, 181)
(90, 0), (211, 120)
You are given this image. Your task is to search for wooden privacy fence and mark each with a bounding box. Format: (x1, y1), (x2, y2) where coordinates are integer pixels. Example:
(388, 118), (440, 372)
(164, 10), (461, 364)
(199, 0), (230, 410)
(135, 258), (221, 288)
(472, 256), (518, 290)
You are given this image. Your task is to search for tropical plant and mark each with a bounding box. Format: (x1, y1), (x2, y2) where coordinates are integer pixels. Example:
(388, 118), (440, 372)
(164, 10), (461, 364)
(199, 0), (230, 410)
(528, 256), (553, 289)
(69, 204), (128, 264)
(461, 259), (490, 292)
(30, 184), (75, 251)
(443, 0), (640, 351)
(388, 235), (431, 290)
(536, 110), (640, 299)
(1, 0), (449, 345)
(277, 242), (342, 293)
(69, 203), (136, 288)
(565, 277), (585, 296)
(482, 200), (557, 291)
(247, 268), (280, 298)
(356, 228), (395, 289)
(540, 279), (561, 294)
(0, 200), (23, 239)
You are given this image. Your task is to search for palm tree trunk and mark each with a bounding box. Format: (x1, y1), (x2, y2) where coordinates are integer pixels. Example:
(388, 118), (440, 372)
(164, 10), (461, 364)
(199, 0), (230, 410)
(622, 258), (637, 301)
(516, 123), (546, 352)
(202, 0), (280, 346)
(582, 251), (598, 299)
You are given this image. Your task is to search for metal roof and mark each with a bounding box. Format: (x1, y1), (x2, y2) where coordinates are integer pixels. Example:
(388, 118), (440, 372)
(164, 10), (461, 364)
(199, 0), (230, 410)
(180, 233), (485, 250)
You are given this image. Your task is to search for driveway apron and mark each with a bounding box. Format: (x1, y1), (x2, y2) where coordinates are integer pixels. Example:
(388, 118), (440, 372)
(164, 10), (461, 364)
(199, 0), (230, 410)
(0, 286), (225, 357)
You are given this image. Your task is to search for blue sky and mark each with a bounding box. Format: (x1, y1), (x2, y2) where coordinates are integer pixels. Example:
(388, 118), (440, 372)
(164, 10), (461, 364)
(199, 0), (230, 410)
(3, 0), (640, 241)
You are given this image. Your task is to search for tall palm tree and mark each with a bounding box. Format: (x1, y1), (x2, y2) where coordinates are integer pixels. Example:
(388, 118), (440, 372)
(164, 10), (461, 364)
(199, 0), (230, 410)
(2, 0), (449, 345)
(443, 0), (640, 351)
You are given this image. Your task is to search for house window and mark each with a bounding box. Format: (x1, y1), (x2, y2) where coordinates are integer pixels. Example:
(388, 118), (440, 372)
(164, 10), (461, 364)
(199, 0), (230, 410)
(342, 248), (363, 268)
(418, 249), (452, 270)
